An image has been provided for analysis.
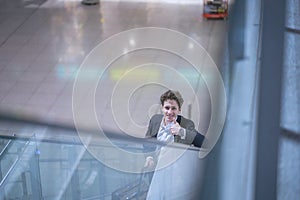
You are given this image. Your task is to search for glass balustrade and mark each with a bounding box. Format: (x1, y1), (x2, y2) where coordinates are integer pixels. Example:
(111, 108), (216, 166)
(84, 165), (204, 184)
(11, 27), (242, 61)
(0, 118), (204, 200)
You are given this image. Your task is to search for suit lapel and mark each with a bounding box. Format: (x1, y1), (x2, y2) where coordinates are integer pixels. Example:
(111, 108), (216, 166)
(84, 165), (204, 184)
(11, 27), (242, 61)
(153, 115), (163, 137)
(176, 115), (182, 124)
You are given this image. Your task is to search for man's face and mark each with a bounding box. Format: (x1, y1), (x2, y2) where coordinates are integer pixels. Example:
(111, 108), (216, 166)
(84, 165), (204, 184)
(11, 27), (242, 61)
(161, 99), (181, 123)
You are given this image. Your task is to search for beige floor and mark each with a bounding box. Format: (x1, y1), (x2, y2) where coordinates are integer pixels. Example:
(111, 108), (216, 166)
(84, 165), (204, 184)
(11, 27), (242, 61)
(0, 0), (228, 139)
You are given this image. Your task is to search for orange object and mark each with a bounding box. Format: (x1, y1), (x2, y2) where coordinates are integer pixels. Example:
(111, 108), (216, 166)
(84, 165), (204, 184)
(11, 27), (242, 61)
(203, 0), (228, 20)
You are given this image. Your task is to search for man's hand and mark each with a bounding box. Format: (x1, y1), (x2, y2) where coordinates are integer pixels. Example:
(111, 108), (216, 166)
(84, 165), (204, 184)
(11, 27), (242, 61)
(170, 118), (181, 136)
(144, 156), (155, 169)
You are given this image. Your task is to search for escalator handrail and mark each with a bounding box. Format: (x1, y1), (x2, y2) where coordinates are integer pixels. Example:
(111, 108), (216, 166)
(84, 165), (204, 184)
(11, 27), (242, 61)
(0, 140), (30, 188)
(0, 139), (13, 160)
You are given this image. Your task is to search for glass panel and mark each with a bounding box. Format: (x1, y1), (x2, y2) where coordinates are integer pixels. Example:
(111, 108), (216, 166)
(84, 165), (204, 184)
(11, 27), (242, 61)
(0, 118), (204, 200)
(0, 139), (36, 199)
(0, 138), (29, 184)
(0, 135), (204, 199)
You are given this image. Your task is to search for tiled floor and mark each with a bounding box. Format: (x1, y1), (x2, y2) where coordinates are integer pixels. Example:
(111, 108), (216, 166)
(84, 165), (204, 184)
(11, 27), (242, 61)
(0, 0), (228, 138)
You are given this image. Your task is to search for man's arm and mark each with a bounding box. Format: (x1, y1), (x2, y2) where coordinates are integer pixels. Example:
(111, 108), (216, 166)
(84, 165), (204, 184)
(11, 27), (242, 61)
(176, 118), (205, 147)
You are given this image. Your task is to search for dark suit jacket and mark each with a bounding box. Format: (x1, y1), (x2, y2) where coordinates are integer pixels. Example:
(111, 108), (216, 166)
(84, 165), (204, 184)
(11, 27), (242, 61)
(145, 114), (204, 147)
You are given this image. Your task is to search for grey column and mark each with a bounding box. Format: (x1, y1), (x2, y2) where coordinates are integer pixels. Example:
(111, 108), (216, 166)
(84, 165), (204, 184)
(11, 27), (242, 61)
(255, 0), (286, 199)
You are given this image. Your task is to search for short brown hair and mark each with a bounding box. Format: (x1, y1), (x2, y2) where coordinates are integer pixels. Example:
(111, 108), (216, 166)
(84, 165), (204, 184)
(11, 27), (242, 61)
(160, 90), (184, 109)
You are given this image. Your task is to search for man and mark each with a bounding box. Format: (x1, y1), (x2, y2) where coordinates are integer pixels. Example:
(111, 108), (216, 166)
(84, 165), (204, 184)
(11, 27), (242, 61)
(144, 90), (205, 167)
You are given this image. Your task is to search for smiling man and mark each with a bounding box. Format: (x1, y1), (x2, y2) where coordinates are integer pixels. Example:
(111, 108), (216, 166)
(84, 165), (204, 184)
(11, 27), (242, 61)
(146, 90), (205, 147)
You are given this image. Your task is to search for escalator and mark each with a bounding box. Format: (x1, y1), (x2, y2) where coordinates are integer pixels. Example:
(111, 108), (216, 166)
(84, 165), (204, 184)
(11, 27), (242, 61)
(0, 137), (42, 199)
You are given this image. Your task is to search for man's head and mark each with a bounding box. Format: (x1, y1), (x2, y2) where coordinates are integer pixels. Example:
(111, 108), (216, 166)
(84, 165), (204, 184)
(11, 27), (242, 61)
(160, 90), (184, 123)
